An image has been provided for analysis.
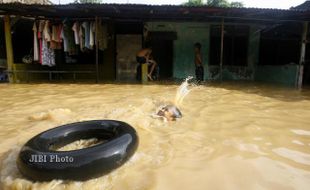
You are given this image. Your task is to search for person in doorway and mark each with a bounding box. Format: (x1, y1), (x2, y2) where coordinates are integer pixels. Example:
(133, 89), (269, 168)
(194, 42), (204, 83)
(136, 47), (157, 81)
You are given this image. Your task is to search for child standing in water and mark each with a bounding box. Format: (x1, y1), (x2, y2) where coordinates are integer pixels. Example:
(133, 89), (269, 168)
(194, 43), (204, 82)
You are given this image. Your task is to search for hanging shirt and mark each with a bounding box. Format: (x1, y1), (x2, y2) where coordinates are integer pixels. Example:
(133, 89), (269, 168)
(82, 21), (91, 49)
(43, 20), (51, 42)
(32, 22), (39, 61)
(72, 21), (80, 45)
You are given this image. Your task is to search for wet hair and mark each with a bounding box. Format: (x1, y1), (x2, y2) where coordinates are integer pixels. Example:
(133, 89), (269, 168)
(194, 42), (201, 50)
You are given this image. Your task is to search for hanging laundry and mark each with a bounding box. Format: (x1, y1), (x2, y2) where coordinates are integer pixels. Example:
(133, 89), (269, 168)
(43, 20), (51, 42)
(82, 21), (91, 49)
(61, 26), (68, 52)
(89, 21), (95, 49)
(79, 24), (85, 52)
(97, 19), (108, 51)
(50, 24), (62, 50)
(42, 20), (55, 67)
(63, 20), (78, 55)
(38, 20), (45, 64)
(72, 21), (80, 45)
(32, 22), (39, 61)
(42, 37), (55, 67)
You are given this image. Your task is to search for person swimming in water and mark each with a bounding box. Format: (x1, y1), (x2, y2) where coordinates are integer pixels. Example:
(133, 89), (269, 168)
(156, 105), (182, 121)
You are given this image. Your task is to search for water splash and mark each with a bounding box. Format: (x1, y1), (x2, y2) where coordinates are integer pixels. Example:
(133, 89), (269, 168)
(174, 76), (194, 106)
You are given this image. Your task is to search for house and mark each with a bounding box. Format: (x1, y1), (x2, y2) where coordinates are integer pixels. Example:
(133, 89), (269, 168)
(0, 3), (310, 87)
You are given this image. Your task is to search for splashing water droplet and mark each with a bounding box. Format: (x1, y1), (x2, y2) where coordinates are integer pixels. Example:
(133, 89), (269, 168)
(174, 76), (194, 106)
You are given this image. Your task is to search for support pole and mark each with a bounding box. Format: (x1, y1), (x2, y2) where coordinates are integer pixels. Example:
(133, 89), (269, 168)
(220, 18), (224, 81)
(297, 21), (308, 89)
(95, 16), (99, 83)
(4, 15), (15, 83)
(141, 63), (148, 84)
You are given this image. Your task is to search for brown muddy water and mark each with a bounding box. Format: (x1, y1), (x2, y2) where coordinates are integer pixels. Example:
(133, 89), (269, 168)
(0, 82), (310, 190)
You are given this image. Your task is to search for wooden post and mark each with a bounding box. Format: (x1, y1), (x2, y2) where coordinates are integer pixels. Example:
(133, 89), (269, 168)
(4, 15), (15, 83)
(141, 63), (148, 84)
(297, 21), (308, 89)
(219, 18), (224, 81)
(95, 17), (99, 83)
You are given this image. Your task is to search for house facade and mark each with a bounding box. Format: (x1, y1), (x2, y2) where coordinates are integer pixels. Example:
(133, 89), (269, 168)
(0, 3), (310, 86)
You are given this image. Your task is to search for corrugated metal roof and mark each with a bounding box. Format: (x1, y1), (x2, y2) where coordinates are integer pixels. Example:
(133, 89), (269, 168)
(0, 3), (309, 22)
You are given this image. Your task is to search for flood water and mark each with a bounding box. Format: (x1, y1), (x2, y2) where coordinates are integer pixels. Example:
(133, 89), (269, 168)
(0, 82), (310, 190)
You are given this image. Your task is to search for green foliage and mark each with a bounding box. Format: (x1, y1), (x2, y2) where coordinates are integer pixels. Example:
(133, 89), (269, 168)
(230, 1), (244, 8)
(183, 0), (205, 6)
(74, 0), (102, 3)
(206, 0), (230, 7)
(183, 0), (244, 7)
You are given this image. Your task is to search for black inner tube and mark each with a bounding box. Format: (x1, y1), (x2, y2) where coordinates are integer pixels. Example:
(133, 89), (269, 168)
(17, 120), (139, 181)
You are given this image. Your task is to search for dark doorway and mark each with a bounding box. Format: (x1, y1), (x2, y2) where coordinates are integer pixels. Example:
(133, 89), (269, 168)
(304, 42), (310, 86)
(149, 32), (176, 79)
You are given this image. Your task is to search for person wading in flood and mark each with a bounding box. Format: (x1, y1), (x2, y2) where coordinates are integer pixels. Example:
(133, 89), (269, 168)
(136, 47), (157, 81)
(194, 42), (204, 83)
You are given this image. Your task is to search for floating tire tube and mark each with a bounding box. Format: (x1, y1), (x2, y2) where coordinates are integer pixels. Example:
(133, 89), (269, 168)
(17, 120), (139, 181)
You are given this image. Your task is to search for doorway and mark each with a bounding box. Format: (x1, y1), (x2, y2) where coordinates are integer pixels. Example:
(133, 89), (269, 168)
(116, 34), (142, 81)
(150, 32), (176, 79)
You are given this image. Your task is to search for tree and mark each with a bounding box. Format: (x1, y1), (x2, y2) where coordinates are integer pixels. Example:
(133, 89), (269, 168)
(206, 0), (230, 7)
(183, 0), (204, 6)
(74, 0), (102, 3)
(183, 0), (244, 7)
(230, 1), (244, 8)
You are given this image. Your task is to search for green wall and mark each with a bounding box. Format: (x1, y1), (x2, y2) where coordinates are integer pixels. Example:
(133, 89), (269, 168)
(147, 22), (210, 80)
(147, 22), (262, 81)
(255, 65), (299, 86)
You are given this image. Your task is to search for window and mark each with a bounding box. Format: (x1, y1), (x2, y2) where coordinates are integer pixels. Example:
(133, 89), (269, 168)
(209, 25), (249, 66)
(259, 23), (302, 65)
